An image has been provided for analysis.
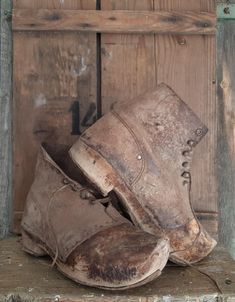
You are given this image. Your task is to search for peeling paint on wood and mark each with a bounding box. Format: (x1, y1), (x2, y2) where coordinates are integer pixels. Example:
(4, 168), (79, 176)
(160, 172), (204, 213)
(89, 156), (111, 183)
(217, 3), (235, 20)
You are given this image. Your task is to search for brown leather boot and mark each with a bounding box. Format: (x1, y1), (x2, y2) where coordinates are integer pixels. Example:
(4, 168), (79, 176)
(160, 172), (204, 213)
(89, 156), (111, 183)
(69, 83), (216, 265)
(21, 146), (170, 290)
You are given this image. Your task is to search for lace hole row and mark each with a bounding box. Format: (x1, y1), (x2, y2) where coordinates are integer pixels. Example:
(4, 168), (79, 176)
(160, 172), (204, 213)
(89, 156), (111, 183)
(182, 162), (189, 168)
(182, 172), (190, 179)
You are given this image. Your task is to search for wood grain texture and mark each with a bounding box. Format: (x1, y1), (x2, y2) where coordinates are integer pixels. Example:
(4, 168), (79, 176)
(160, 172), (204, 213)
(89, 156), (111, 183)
(101, 0), (217, 219)
(1, 237), (235, 301)
(13, 0), (96, 10)
(0, 0), (13, 239)
(217, 21), (235, 259)
(154, 0), (215, 11)
(12, 0), (97, 233)
(101, 0), (156, 113)
(13, 9), (216, 35)
(197, 212), (218, 240)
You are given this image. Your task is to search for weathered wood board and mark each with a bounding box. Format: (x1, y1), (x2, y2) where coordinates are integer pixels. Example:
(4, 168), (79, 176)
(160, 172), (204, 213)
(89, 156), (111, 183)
(0, 0), (13, 239)
(217, 19), (235, 259)
(100, 0), (218, 235)
(13, 9), (216, 34)
(1, 237), (235, 301)
(12, 0), (97, 233)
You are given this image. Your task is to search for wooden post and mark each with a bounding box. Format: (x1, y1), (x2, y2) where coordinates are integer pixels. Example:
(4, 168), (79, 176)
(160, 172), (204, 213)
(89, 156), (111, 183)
(217, 1), (235, 259)
(0, 0), (12, 239)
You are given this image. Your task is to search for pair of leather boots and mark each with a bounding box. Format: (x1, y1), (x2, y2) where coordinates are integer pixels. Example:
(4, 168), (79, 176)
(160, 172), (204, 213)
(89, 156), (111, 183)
(22, 84), (216, 290)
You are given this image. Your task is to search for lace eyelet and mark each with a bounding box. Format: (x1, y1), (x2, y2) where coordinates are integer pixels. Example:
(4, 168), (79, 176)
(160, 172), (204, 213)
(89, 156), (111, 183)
(80, 190), (94, 200)
(182, 162), (189, 168)
(195, 128), (203, 136)
(182, 150), (191, 157)
(187, 140), (195, 147)
(182, 172), (190, 178)
(63, 178), (69, 185)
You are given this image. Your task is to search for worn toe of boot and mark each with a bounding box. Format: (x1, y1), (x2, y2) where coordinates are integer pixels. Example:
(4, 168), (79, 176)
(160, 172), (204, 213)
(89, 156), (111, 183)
(58, 224), (170, 290)
(168, 219), (217, 265)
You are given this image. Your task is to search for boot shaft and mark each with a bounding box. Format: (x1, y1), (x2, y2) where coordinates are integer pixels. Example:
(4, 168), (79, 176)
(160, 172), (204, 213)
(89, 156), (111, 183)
(114, 83), (208, 169)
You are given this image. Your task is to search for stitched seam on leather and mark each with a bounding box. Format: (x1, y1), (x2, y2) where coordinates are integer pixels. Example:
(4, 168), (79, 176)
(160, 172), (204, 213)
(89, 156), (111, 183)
(111, 110), (145, 186)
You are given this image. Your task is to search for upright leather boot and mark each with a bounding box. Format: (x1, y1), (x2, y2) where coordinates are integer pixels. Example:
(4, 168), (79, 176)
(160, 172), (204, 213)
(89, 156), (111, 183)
(69, 83), (217, 265)
(21, 146), (170, 290)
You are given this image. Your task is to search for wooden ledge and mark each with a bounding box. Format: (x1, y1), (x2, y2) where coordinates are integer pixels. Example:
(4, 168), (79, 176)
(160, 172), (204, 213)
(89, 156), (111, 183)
(0, 237), (235, 302)
(12, 9), (216, 35)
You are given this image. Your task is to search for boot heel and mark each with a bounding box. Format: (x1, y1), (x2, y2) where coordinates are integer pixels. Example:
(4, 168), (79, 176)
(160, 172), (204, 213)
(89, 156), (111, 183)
(69, 140), (162, 235)
(22, 230), (46, 257)
(70, 139), (116, 196)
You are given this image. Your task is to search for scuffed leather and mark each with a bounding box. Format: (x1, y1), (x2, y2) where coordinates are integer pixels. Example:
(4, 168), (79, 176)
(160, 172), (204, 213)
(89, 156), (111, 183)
(70, 83), (216, 264)
(22, 147), (129, 262)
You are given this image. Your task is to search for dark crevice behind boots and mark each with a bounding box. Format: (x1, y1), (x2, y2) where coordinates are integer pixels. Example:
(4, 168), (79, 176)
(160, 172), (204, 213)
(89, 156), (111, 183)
(69, 83), (216, 265)
(21, 146), (170, 290)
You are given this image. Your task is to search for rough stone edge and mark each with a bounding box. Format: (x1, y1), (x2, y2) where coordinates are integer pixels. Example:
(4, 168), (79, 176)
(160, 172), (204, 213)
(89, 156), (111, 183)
(0, 0), (12, 239)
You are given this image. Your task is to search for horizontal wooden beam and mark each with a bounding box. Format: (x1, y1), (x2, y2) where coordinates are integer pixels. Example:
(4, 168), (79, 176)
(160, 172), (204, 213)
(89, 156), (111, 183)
(12, 9), (216, 35)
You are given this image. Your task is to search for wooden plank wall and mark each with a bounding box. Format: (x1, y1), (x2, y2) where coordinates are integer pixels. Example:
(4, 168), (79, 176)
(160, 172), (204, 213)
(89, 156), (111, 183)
(100, 0), (218, 237)
(217, 0), (235, 258)
(0, 0), (12, 239)
(12, 0), (97, 233)
(12, 0), (218, 237)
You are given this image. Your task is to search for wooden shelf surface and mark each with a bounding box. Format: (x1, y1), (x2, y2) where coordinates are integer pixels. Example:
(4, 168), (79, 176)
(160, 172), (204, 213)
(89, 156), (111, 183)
(0, 237), (235, 302)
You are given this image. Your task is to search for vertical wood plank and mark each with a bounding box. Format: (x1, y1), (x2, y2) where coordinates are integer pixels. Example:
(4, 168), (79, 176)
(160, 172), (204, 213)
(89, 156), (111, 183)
(0, 0), (12, 239)
(217, 20), (235, 258)
(154, 0), (215, 11)
(153, 0), (217, 216)
(12, 0), (97, 233)
(100, 0), (156, 114)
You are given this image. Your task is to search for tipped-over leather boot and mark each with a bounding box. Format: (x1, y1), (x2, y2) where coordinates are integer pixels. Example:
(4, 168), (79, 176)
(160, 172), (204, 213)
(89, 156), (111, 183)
(21, 146), (170, 290)
(69, 83), (217, 265)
